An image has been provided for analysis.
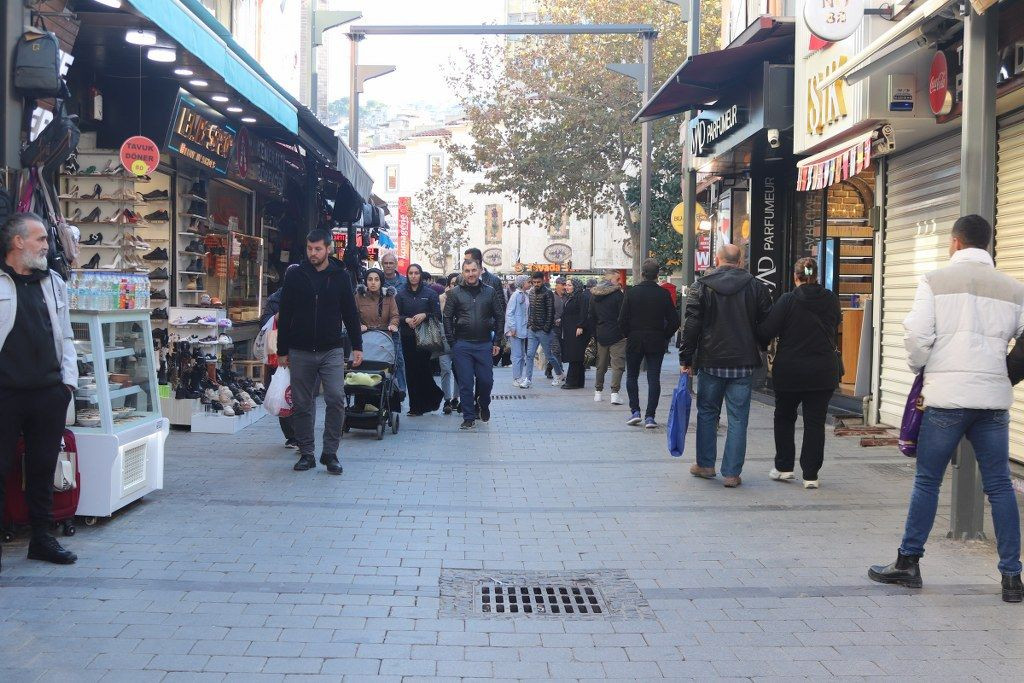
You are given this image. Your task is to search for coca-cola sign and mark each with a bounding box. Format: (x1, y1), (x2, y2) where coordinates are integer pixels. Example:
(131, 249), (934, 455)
(929, 50), (952, 116)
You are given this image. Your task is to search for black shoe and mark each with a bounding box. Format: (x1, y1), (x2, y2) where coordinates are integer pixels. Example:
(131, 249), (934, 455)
(144, 209), (169, 222)
(407, 410), (423, 417)
(81, 232), (102, 245)
(142, 247), (168, 261)
(868, 552), (922, 588)
(450, 398), (460, 412)
(459, 419), (475, 430)
(148, 266), (169, 279)
(83, 207), (102, 222)
(27, 534), (77, 565)
(293, 455), (315, 471)
(443, 401), (452, 415)
(150, 289), (167, 300)
(479, 404), (490, 422)
(140, 189), (169, 200)
(150, 307), (168, 320)
(320, 454), (343, 475)
(82, 253), (100, 269)
(284, 439), (298, 450)
(1003, 574), (1023, 603)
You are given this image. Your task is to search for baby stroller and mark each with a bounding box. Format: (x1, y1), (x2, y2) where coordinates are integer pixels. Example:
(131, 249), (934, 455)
(343, 330), (400, 440)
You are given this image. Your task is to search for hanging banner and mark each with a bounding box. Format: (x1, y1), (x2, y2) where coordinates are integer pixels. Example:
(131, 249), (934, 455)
(749, 158), (791, 299)
(397, 196), (412, 275)
(119, 136), (160, 176)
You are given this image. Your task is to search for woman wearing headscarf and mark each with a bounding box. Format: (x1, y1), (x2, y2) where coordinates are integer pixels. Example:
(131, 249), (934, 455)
(505, 274), (531, 388)
(355, 268), (400, 334)
(437, 272), (461, 415)
(395, 263), (445, 415)
(560, 278), (591, 389)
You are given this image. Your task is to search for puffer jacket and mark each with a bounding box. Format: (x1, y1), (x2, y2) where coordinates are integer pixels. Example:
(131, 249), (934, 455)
(527, 285), (555, 333)
(904, 248), (1024, 409)
(586, 280), (624, 345)
(679, 266), (772, 368)
(443, 281), (506, 345)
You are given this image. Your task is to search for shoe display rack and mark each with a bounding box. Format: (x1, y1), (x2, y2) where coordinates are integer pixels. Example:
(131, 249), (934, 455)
(175, 174), (217, 310)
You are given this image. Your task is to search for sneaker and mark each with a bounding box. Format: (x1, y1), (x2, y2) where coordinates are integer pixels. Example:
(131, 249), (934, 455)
(552, 375), (564, 387)
(610, 392), (622, 405)
(459, 419), (475, 430)
(150, 289), (168, 300)
(594, 391), (602, 402)
(150, 307), (168, 320)
(443, 400), (452, 415)
(644, 417), (657, 429)
(319, 454), (343, 475)
(148, 267), (169, 279)
(627, 411), (642, 426)
(144, 209), (169, 222)
(27, 534), (77, 565)
(293, 455), (316, 471)
(479, 404), (490, 423)
(140, 189), (169, 200)
(512, 378), (524, 388)
(142, 247), (168, 261)
(520, 379), (531, 389)
(769, 468), (794, 481)
(803, 480), (819, 489)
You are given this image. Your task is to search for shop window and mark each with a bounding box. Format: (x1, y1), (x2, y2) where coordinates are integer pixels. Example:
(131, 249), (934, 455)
(386, 165), (399, 192)
(428, 154), (443, 177)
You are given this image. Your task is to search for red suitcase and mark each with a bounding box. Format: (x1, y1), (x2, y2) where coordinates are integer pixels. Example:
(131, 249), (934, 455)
(2, 429), (80, 539)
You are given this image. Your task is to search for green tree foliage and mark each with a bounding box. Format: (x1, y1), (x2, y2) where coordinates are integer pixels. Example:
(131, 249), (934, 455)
(446, 0), (720, 272)
(412, 164), (473, 273)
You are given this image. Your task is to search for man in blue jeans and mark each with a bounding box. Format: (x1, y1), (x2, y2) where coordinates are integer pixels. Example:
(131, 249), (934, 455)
(869, 215), (1024, 603)
(524, 271), (564, 387)
(443, 259), (505, 430)
(679, 245), (772, 488)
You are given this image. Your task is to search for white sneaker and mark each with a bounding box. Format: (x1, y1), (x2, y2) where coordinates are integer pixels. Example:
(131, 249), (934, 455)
(769, 468), (795, 481)
(804, 480), (819, 489)
(610, 392), (622, 405)
(521, 379), (531, 389)
(594, 391), (603, 402)
(552, 375), (564, 387)
(513, 378), (524, 388)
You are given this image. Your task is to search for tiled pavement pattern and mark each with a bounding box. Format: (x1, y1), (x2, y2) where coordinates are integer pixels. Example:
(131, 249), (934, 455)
(2, 358), (1023, 682)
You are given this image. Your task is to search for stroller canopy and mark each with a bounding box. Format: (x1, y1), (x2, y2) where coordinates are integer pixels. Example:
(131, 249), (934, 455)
(360, 330), (396, 366)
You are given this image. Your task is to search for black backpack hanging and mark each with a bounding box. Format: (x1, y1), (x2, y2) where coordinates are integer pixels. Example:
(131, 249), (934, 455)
(13, 30), (62, 98)
(21, 100), (80, 173)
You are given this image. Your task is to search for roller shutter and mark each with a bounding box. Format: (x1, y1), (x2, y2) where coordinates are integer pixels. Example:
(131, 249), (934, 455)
(878, 133), (961, 428)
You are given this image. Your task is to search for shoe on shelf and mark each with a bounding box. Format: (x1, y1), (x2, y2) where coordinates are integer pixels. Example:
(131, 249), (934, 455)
(81, 232), (102, 246)
(27, 534), (77, 565)
(142, 247), (168, 261)
(81, 254), (100, 270)
(293, 455), (316, 471)
(644, 417), (657, 429)
(148, 266), (169, 279)
(627, 411), (642, 426)
(189, 180), (207, 198)
(59, 185), (80, 199)
(320, 454), (343, 475)
(769, 468), (794, 481)
(479, 404), (490, 422)
(594, 391), (602, 402)
(83, 207), (102, 222)
(144, 209), (170, 222)
(150, 289), (168, 300)
(69, 208), (82, 221)
(803, 479), (819, 489)
(868, 552), (922, 588)
(723, 476), (742, 488)
(150, 307), (168, 320)
(689, 464), (716, 479)
(459, 419), (475, 430)
(1002, 574), (1023, 603)
(140, 189), (169, 200)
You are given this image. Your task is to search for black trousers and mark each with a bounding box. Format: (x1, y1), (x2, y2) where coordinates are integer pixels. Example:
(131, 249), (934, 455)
(773, 389), (832, 480)
(565, 361), (587, 388)
(266, 365), (295, 442)
(626, 350), (665, 418)
(0, 384), (70, 533)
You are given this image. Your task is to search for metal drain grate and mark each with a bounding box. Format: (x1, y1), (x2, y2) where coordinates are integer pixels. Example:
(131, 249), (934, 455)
(868, 462), (916, 477)
(490, 394), (535, 400)
(479, 582), (605, 615)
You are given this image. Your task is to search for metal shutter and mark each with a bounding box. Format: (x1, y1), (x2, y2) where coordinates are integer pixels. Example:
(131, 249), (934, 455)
(878, 134), (961, 427)
(996, 109), (1024, 464)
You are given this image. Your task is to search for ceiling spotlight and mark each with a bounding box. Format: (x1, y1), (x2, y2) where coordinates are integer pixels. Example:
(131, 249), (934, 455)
(189, 79), (209, 87)
(226, 106), (243, 113)
(92, 0), (123, 7)
(241, 117), (257, 123)
(125, 29), (157, 46)
(146, 48), (176, 63)
(173, 67), (194, 76)
(212, 95), (229, 102)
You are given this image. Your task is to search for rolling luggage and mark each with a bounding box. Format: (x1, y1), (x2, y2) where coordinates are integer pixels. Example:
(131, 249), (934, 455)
(2, 429), (80, 539)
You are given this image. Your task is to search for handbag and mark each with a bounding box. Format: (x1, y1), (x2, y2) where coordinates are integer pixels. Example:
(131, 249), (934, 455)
(899, 372), (925, 457)
(54, 449), (77, 492)
(415, 317), (444, 356)
(667, 373), (692, 457)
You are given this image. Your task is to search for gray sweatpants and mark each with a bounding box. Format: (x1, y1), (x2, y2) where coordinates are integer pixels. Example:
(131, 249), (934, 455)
(289, 348), (346, 460)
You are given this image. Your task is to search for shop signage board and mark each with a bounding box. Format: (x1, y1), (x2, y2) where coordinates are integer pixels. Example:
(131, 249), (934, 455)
(749, 159), (790, 298)
(119, 136), (159, 176)
(928, 50), (953, 115)
(544, 243), (572, 264)
(689, 105), (743, 157)
(695, 232), (711, 272)
(803, 0), (864, 43)
(228, 127), (287, 196)
(165, 89), (235, 175)
(483, 248), (502, 267)
(396, 197), (412, 275)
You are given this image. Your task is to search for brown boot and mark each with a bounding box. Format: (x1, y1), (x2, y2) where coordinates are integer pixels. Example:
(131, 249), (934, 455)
(689, 464), (716, 479)
(723, 476), (742, 488)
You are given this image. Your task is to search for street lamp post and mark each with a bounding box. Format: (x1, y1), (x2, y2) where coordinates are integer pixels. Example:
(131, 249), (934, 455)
(347, 34), (395, 155)
(308, 9), (361, 119)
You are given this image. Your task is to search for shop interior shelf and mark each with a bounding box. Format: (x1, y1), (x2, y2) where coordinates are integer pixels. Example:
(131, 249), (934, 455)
(60, 197), (137, 203)
(181, 213), (209, 221)
(180, 289), (208, 293)
(78, 347), (137, 363)
(64, 174), (136, 180)
(79, 385), (144, 404)
(79, 244), (123, 249)
(178, 232), (201, 238)
(181, 194), (207, 203)
(171, 322), (218, 328)
(135, 198), (170, 203)
(178, 270), (205, 275)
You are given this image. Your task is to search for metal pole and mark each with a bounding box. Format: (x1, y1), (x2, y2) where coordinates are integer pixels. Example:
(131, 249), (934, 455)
(949, 2), (997, 541)
(639, 33), (654, 278)
(348, 35), (360, 155)
(681, 0), (701, 288)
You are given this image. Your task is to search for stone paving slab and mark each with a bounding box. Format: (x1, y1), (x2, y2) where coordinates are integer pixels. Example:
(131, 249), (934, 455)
(1, 357), (1021, 680)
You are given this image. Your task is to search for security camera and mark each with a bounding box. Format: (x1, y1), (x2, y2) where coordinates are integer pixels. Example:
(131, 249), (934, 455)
(767, 128), (781, 149)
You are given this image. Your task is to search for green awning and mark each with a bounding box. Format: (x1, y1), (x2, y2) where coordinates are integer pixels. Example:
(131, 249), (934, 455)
(125, 0), (298, 133)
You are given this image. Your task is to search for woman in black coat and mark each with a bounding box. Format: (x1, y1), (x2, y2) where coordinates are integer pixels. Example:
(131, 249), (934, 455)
(757, 257), (842, 488)
(560, 278), (591, 389)
(396, 263), (444, 416)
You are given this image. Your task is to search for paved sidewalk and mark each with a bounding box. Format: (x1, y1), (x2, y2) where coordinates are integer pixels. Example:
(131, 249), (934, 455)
(1, 358), (1022, 682)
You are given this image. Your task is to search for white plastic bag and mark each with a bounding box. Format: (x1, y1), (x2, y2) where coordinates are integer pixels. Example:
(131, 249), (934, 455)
(253, 316), (275, 363)
(265, 367), (293, 417)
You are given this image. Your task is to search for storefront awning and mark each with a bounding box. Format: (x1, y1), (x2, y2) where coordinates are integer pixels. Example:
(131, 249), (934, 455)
(632, 33), (793, 123)
(125, 0), (298, 133)
(796, 130), (877, 191)
(337, 142), (374, 200)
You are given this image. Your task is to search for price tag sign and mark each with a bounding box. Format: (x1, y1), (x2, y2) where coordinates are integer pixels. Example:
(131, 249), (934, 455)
(119, 136), (160, 176)
(804, 0), (864, 43)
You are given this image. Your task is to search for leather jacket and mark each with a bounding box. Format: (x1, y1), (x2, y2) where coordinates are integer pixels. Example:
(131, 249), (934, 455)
(679, 266), (772, 368)
(442, 281), (506, 345)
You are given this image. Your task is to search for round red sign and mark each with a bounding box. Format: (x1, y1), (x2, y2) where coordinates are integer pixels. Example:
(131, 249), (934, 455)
(119, 135), (160, 176)
(928, 50), (952, 116)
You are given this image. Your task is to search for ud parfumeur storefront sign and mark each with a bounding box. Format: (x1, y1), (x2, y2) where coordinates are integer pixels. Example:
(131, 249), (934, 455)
(749, 157), (791, 298)
(165, 89), (236, 175)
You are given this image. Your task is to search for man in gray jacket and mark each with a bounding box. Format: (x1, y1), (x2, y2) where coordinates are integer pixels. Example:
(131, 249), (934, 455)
(0, 213), (78, 570)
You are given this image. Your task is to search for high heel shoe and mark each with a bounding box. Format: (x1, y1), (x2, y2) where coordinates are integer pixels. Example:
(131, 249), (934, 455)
(101, 159), (116, 175)
(59, 185), (79, 199)
(69, 208), (82, 222)
(84, 184), (102, 200)
(81, 254), (100, 269)
(82, 207), (102, 223)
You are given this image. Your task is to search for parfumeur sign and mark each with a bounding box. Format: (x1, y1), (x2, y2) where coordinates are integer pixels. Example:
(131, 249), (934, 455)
(689, 105), (742, 157)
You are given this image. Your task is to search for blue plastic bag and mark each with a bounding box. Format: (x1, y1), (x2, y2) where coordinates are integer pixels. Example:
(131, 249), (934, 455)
(667, 373), (692, 457)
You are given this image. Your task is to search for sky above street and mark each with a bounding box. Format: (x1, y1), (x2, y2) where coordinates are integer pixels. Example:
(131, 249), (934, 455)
(322, 0), (507, 111)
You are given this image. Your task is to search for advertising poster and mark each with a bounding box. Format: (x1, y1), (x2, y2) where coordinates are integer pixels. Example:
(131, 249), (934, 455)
(397, 197), (412, 275)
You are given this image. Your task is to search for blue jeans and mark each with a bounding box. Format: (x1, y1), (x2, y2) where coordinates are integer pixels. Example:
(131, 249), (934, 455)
(391, 331), (407, 392)
(526, 330), (563, 380)
(695, 371), (753, 477)
(509, 336), (528, 381)
(452, 340), (494, 421)
(900, 408), (1021, 576)
(438, 353), (455, 401)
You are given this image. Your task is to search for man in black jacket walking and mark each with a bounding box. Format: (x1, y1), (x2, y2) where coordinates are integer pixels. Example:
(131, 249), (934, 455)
(619, 259), (681, 429)
(587, 271), (626, 404)
(444, 259), (505, 430)
(277, 230), (363, 475)
(524, 271), (564, 387)
(680, 244), (772, 487)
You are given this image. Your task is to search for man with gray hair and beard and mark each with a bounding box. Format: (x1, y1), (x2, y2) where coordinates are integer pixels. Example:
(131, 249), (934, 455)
(0, 212), (79, 571)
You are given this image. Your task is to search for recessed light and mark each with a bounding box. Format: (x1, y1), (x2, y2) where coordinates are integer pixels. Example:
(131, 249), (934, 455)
(189, 79), (209, 87)
(212, 95), (229, 102)
(125, 29), (157, 46)
(146, 48), (176, 63)
(226, 106), (243, 113)
(241, 117), (257, 123)
(174, 67), (194, 76)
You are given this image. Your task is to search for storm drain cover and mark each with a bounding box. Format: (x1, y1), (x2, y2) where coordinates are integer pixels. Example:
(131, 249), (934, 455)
(441, 569), (654, 619)
(868, 462), (916, 477)
(490, 394), (534, 400)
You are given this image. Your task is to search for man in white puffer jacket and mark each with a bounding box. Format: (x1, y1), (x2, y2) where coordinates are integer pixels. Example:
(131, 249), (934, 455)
(869, 215), (1024, 603)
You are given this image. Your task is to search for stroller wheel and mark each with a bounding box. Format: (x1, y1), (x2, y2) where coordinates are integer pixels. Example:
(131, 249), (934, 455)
(392, 413), (400, 434)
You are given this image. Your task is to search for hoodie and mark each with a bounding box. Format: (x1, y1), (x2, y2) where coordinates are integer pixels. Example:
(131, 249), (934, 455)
(277, 257), (363, 356)
(680, 266), (772, 369)
(585, 280), (625, 345)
